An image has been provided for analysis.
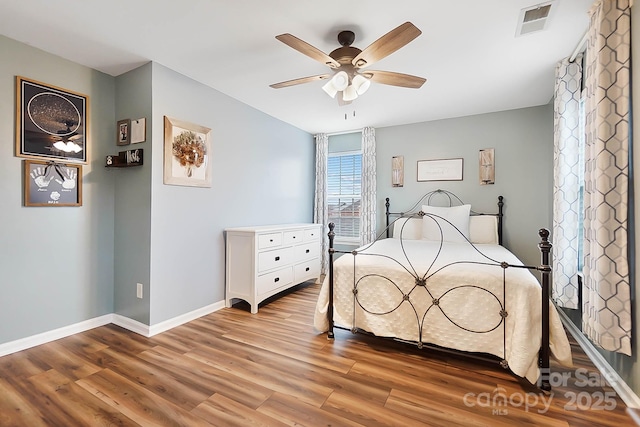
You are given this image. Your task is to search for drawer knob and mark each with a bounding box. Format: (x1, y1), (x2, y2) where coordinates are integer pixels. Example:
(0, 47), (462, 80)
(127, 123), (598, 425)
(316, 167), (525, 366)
(305, 249), (310, 253)
(275, 256), (280, 261)
(293, 236), (296, 239)
(305, 267), (310, 272)
(274, 277), (280, 282)
(270, 239), (273, 242)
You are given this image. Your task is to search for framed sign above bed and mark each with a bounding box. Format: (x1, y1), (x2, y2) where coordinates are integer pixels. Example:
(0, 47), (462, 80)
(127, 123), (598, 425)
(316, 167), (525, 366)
(417, 158), (463, 182)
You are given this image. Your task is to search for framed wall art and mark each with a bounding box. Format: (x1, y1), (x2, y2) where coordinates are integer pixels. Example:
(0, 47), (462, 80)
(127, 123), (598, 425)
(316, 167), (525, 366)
(15, 76), (89, 164)
(117, 119), (131, 146)
(24, 159), (82, 207)
(417, 158), (463, 182)
(163, 116), (212, 187)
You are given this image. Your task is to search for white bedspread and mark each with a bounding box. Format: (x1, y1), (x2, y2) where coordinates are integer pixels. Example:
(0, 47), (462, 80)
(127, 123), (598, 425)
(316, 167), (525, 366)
(314, 238), (572, 383)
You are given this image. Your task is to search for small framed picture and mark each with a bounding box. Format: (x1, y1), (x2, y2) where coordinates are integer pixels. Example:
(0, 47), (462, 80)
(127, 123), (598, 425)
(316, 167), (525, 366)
(24, 159), (82, 207)
(16, 76), (89, 164)
(117, 119), (131, 146)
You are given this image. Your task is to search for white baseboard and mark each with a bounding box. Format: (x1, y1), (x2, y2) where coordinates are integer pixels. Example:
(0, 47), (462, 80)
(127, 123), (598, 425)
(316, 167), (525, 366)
(0, 314), (113, 357)
(558, 309), (640, 409)
(147, 300), (225, 336)
(111, 314), (150, 336)
(0, 299), (226, 356)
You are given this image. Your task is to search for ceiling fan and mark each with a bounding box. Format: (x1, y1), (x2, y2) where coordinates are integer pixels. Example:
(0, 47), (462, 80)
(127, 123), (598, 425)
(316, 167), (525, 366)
(270, 22), (426, 105)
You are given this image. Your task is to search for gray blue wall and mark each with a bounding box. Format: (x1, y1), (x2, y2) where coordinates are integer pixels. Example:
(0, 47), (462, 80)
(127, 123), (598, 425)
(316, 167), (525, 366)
(376, 105), (553, 268)
(148, 63), (314, 324)
(0, 35), (315, 344)
(113, 63), (153, 324)
(0, 35), (115, 343)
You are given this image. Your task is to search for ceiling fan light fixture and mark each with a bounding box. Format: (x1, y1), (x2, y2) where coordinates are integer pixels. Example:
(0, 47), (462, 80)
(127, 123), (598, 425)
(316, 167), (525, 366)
(352, 74), (371, 95)
(342, 84), (358, 102)
(332, 71), (349, 91)
(70, 142), (83, 153)
(322, 80), (338, 98)
(53, 140), (83, 153)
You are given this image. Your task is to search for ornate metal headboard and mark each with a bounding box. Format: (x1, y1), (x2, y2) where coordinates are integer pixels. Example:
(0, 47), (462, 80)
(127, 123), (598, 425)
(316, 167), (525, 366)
(384, 189), (504, 245)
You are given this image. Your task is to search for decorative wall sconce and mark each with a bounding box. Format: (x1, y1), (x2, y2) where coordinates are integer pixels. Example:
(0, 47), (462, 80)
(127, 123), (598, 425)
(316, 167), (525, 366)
(392, 156), (404, 187)
(479, 148), (495, 185)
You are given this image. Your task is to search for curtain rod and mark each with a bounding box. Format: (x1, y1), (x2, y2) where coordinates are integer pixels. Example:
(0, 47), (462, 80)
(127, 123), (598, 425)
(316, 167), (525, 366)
(569, 31), (588, 62)
(326, 129), (362, 137)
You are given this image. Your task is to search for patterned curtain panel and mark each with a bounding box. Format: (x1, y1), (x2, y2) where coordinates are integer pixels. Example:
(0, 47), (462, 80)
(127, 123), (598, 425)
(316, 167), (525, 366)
(552, 55), (582, 309)
(360, 127), (377, 245)
(582, 0), (631, 355)
(314, 133), (329, 275)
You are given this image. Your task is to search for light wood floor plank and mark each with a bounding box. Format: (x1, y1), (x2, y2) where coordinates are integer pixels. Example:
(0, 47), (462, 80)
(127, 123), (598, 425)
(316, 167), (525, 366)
(191, 393), (289, 427)
(185, 342), (334, 408)
(0, 377), (49, 427)
(27, 369), (139, 426)
(257, 391), (366, 427)
(137, 345), (274, 410)
(76, 368), (214, 427)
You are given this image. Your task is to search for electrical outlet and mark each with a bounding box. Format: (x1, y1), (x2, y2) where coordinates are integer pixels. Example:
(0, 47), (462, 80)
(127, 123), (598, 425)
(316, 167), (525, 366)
(136, 283), (143, 299)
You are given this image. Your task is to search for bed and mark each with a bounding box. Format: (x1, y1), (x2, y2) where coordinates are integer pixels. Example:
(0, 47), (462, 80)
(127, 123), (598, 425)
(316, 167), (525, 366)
(314, 190), (572, 389)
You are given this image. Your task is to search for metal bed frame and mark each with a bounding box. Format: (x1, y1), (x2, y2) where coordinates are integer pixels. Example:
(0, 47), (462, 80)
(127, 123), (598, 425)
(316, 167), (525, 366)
(325, 190), (553, 391)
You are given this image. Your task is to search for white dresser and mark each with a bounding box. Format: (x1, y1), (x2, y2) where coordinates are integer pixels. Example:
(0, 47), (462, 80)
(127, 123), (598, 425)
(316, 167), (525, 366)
(225, 223), (322, 313)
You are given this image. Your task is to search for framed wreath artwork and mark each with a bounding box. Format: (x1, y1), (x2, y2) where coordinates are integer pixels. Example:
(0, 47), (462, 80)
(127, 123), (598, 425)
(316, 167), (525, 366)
(15, 76), (88, 164)
(163, 116), (212, 187)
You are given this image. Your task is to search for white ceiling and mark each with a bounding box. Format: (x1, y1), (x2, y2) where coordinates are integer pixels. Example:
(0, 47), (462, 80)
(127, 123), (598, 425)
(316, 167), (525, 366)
(0, 0), (592, 134)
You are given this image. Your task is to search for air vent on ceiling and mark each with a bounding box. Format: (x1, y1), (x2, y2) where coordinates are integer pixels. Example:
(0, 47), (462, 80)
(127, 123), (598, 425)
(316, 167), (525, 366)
(516, 1), (555, 36)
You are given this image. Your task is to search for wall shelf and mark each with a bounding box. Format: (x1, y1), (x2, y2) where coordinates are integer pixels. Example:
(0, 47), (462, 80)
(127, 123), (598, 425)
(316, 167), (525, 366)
(105, 148), (143, 168)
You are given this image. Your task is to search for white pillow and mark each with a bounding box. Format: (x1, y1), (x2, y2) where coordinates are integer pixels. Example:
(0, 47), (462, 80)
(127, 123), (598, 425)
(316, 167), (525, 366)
(421, 204), (471, 243)
(469, 215), (499, 244)
(392, 217), (422, 240)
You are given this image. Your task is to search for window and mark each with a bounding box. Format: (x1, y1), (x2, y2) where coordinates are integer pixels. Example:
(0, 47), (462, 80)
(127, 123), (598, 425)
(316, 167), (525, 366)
(327, 151), (362, 242)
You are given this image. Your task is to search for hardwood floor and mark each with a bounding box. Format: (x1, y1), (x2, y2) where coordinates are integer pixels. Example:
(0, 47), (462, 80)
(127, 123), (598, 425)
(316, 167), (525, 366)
(0, 282), (636, 426)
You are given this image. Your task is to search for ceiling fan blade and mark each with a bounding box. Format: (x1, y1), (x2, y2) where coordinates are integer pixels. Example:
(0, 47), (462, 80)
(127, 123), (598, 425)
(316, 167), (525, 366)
(364, 70), (426, 88)
(276, 34), (341, 69)
(270, 74), (331, 89)
(352, 22), (421, 69)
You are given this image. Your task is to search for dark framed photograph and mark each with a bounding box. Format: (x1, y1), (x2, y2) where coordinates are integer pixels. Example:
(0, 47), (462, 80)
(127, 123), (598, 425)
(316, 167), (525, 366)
(24, 159), (82, 207)
(15, 76), (89, 164)
(117, 119), (131, 146)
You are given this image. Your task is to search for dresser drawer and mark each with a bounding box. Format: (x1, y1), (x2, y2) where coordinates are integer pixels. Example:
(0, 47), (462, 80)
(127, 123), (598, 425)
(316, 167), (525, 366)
(304, 228), (320, 241)
(294, 259), (320, 282)
(257, 267), (293, 296)
(294, 242), (319, 262)
(283, 230), (303, 245)
(258, 247), (293, 273)
(258, 232), (282, 250)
